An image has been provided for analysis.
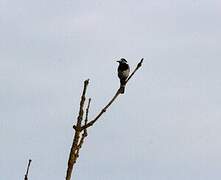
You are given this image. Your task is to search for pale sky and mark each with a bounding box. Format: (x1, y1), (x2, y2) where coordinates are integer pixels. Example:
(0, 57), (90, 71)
(1, 0), (221, 179)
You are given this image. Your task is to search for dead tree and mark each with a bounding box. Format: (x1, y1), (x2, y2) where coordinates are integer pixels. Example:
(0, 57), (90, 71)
(65, 59), (143, 180)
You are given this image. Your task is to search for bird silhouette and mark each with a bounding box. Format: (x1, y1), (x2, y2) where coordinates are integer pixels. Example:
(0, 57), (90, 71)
(117, 58), (130, 94)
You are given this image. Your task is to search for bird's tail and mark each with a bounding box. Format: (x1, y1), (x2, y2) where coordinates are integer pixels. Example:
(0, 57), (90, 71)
(120, 85), (125, 94)
(120, 79), (126, 94)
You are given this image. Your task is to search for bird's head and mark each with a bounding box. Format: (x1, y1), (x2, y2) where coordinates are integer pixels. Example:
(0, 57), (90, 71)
(117, 58), (127, 64)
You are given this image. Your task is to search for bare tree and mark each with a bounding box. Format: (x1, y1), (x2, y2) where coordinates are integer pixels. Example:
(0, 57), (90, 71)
(66, 59), (143, 180)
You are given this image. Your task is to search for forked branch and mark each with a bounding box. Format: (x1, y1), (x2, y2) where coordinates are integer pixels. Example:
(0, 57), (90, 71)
(81, 58), (143, 130)
(66, 80), (90, 180)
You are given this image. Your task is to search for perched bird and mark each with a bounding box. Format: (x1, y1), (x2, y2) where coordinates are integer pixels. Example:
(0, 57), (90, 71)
(117, 58), (130, 94)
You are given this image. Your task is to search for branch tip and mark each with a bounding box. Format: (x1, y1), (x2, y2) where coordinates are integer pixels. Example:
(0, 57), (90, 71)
(137, 58), (143, 68)
(84, 79), (90, 84)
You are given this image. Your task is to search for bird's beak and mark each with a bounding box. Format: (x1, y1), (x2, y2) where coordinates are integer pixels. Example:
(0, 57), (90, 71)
(116, 60), (120, 63)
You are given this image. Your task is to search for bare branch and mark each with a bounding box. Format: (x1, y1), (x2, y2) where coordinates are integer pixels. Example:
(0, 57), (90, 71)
(83, 98), (91, 136)
(75, 98), (91, 156)
(76, 79), (90, 128)
(66, 79), (89, 180)
(126, 58), (143, 83)
(81, 90), (120, 130)
(24, 159), (32, 180)
(81, 58), (143, 130)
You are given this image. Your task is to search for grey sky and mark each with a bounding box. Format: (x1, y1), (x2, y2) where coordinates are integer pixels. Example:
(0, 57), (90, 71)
(1, 0), (221, 179)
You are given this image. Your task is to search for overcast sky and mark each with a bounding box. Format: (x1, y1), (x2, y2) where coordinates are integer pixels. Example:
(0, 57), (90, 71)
(1, 0), (221, 179)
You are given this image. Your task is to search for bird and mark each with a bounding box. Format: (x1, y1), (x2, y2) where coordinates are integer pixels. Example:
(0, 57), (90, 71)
(117, 58), (130, 94)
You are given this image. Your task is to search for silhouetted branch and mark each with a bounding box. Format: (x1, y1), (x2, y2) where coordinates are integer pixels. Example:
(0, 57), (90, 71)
(80, 90), (120, 130)
(81, 58), (143, 130)
(126, 58), (143, 83)
(24, 159), (32, 180)
(76, 98), (91, 156)
(66, 79), (89, 180)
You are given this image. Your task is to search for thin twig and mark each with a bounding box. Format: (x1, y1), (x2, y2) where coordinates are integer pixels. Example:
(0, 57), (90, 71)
(24, 159), (32, 180)
(83, 98), (91, 136)
(76, 79), (89, 128)
(66, 79), (90, 180)
(126, 58), (143, 83)
(81, 90), (120, 130)
(76, 98), (91, 156)
(81, 58), (143, 130)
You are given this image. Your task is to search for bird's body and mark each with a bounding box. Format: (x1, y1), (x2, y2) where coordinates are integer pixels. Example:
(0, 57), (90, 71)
(117, 58), (130, 94)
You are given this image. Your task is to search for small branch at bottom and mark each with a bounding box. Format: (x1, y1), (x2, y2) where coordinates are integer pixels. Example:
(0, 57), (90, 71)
(24, 159), (32, 180)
